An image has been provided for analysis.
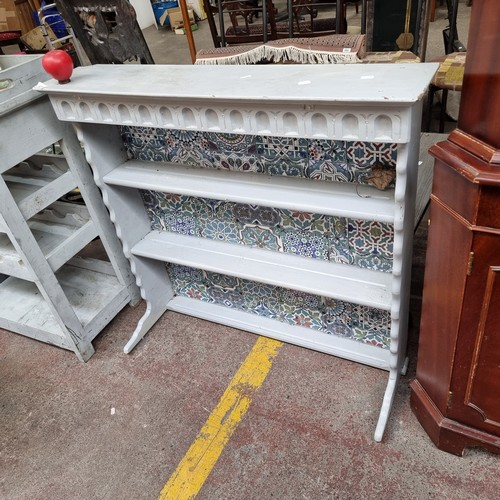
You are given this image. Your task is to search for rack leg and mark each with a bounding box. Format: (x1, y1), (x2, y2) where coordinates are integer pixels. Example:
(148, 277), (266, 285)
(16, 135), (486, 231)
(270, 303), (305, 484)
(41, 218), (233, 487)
(123, 258), (173, 353)
(72, 339), (95, 362)
(374, 369), (399, 442)
(123, 300), (169, 354)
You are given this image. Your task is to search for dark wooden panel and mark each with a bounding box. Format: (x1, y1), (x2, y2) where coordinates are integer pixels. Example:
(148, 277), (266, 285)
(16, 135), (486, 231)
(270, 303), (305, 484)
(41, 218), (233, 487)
(411, 0), (500, 456)
(466, 266), (500, 427)
(448, 231), (500, 434)
(430, 155), (479, 225)
(458, 0), (500, 153)
(476, 185), (500, 229)
(416, 201), (471, 414)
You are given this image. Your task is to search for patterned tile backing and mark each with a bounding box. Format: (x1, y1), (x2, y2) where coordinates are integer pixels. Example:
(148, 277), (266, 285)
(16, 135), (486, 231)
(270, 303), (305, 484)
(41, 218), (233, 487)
(120, 127), (397, 185)
(140, 191), (394, 273)
(168, 264), (391, 349)
(121, 127), (396, 349)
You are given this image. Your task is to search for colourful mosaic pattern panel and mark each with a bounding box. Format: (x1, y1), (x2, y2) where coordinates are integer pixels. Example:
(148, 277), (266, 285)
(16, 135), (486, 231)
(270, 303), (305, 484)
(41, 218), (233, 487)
(122, 127), (395, 347)
(120, 127), (397, 186)
(167, 263), (391, 349)
(140, 191), (394, 273)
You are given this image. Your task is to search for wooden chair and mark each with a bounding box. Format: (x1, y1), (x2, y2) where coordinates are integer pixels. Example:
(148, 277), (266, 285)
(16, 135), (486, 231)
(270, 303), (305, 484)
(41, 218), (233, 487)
(225, 0), (278, 40)
(226, 0), (265, 31)
(292, 0), (315, 31)
(345, 1), (359, 14)
(204, 0), (345, 47)
(204, 0), (277, 46)
(425, 51), (466, 132)
(54, 0), (154, 64)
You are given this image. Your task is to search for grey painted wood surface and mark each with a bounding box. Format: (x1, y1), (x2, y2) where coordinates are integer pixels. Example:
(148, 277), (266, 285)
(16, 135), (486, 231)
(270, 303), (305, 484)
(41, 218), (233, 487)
(1, 58), (140, 361)
(39, 63), (437, 439)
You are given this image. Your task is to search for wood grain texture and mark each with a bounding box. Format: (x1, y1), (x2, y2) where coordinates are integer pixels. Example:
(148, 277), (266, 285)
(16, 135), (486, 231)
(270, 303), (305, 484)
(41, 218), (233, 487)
(457, 0), (500, 155)
(412, 2), (500, 448)
(1, 71), (138, 361)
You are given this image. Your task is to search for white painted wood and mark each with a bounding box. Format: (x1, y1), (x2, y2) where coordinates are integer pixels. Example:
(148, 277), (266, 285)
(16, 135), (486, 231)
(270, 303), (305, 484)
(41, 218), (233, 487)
(0, 202), (96, 280)
(39, 63), (438, 105)
(0, 263), (128, 350)
(168, 296), (391, 370)
(132, 231), (393, 310)
(0, 99), (65, 173)
(0, 227), (33, 280)
(73, 123), (174, 353)
(58, 122), (141, 306)
(40, 64), (438, 142)
(5, 154), (68, 180)
(67, 255), (118, 276)
(60, 264), (131, 341)
(106, 161), (396, 223)
(414, 133), (447, 228)
(373, 104), (423, 442)
(0, 175), (95, 361)
(0, 55), (47, 116)
(39, 219), (97, 272)
(122, 256), (174, 354)
(33, 200), (92, 227)
(38, 63), (436, 436)
(6, 170), (77, 220)
(0, 67), (139, 361)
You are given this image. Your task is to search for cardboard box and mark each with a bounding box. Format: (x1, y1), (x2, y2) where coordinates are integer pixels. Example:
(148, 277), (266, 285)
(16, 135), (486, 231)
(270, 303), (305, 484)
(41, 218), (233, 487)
(152, 1), (178, 27)
(20, 25), (62, 51)
(160, 7), (195, 31)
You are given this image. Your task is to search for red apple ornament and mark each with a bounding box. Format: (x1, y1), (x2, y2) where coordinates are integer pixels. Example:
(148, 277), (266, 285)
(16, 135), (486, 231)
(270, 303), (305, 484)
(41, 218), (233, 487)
(42, 50), (74, 84)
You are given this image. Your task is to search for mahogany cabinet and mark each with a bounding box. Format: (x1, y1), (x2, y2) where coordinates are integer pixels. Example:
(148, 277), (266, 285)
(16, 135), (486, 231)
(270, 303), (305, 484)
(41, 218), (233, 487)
(410, 141), (500, 456)
(410, 0), (500, 455)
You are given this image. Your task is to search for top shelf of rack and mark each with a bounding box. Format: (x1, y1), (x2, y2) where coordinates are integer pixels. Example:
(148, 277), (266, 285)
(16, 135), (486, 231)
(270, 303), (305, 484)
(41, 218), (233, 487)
(37, 63), (438, 105)
(36, 64), (438, 143)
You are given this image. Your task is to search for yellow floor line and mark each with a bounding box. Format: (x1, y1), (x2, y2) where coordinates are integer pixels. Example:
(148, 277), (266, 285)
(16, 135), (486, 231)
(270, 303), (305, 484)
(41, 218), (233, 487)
(158, 336), (283, 500)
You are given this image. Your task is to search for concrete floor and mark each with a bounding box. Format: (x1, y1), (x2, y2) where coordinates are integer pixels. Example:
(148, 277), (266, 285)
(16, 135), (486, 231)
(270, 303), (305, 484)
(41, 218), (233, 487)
(2, 3), (499, 499)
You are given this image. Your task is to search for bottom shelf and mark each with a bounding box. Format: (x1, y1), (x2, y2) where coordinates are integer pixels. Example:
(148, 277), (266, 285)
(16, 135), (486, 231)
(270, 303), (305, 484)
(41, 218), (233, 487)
(166, 296), (391, 370)
(0, 258), (130, 352)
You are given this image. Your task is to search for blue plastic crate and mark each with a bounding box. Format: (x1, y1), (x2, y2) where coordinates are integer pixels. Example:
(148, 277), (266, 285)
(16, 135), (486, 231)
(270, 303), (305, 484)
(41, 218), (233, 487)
(152, 1), (179, 26)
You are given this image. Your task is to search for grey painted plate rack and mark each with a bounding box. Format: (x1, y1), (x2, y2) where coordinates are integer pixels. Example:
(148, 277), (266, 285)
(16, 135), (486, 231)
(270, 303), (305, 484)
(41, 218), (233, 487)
(38, 63), (437, 438)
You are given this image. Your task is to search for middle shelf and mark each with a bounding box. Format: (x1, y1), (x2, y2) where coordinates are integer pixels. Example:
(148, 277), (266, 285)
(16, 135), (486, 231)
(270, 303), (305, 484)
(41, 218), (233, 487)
(131, 230), (393, 310)
(104, 160), (397, 223)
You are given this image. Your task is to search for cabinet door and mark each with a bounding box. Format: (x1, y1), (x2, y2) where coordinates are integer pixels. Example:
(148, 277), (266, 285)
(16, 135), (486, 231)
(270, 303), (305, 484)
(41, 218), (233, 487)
(449, 232), (500, 435)
(416, 201), (472, 414)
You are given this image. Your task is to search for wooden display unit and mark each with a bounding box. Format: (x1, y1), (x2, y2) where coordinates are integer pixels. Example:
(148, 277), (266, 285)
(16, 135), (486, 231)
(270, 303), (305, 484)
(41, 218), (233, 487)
(410, 0), (500, 456)
(38, 62), (436, 440)
(0, 54), (140, 361)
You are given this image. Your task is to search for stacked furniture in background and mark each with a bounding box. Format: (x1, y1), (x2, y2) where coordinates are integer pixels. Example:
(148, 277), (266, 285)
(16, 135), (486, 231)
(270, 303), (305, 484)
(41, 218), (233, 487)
(203, 0), (348, 47)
